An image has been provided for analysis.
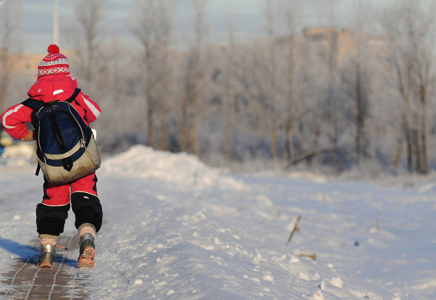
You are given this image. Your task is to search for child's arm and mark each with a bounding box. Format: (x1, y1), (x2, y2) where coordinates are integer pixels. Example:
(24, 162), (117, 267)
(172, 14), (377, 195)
(77, 92), (101, 124)
(1, 104), (33, 140)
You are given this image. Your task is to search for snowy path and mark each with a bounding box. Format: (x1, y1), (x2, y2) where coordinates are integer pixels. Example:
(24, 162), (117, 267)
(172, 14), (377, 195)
(0, 167), (91, 299)
(0, 146), (436, 299)
(1, 235), (88, 299)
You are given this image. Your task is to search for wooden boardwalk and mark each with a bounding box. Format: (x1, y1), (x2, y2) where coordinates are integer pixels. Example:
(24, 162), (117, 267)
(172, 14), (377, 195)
(1, 235), (89, 300)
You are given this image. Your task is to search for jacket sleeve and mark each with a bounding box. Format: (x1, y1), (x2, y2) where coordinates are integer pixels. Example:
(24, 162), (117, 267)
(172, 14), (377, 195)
(77, 92), (101, 124)
(1, 104), (33, 140)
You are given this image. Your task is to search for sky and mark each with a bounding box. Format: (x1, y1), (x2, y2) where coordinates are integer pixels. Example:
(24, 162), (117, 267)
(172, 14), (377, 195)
(3, 0), (433, 54)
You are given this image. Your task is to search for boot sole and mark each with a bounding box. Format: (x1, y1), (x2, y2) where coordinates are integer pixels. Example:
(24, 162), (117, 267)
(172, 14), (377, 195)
(37, 261), (53, 268)
(78, 246), (95, 269)
(37, 252), (54, 268)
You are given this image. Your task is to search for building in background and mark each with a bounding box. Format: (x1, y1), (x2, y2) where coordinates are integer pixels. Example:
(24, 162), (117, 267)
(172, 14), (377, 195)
(278, 27), (389, 66)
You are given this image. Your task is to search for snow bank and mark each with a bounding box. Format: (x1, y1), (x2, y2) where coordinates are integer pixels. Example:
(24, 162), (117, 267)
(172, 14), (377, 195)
(1, 146), (434, 299)
(100, 145), (245, 191)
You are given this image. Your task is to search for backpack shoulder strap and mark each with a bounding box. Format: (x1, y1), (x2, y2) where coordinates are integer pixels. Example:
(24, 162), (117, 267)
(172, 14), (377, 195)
(66, 88), (81, 104)
(65, 88), (89, 123)
(21, 98), (45, 112)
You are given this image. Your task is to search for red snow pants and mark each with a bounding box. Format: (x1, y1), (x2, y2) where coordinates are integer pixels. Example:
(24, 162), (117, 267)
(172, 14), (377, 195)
(36, 173), (103, 236)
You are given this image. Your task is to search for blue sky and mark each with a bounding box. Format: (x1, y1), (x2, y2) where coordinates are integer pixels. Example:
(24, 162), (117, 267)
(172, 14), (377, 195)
(7, 0), (431, 53)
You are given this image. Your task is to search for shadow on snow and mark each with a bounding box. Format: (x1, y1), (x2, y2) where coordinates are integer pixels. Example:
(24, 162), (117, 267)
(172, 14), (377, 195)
(0, 237), (78, 267)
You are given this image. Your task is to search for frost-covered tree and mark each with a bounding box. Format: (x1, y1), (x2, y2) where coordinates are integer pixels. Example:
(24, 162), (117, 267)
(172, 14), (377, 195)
(0, 0), (23, 136)
(65, 0), (108, 96)
(381, 0), (435, 174)
(340, 0), (376, 162)
(263, 0), (279, 161)
(131, 0), (176, 149)
(223, 11), (235, 164)
(280, 0), (301, 161)
(187, 0), (208, 155)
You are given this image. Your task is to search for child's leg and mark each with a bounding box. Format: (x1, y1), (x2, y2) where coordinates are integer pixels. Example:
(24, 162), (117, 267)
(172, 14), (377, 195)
(70, 173), (103, 235)
(40, 234), (58, 246)
(71, 173), (101, 269)
(36, 181), (70, 268)
(36, 181), (71, 236)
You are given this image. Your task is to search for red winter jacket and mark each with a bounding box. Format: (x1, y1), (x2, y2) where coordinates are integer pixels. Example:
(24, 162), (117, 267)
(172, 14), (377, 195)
(1, 75), (101, 140)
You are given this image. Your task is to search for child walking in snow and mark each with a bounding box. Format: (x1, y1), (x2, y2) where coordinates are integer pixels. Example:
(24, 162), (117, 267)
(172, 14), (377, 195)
(0, 45), (103, 269)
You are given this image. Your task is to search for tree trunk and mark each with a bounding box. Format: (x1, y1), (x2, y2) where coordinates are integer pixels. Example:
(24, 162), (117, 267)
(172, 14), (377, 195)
(145, 51), (154, 148)
(420, 114), (428, 174)
(187, 0), (207, 155)
(159, 104), (170, 151)
(391, 138), (402, 171)
(412, 128), (421, 173)
(355, 63), (365, 160)
(406, 127), (412, 173)
(418, 81), (428, 175)
(159, 46), (170, 151)
(419, 89), (428, 174)
(223, 64), (233, 164)
(223, 15), (235, 164)
(264, 0), (278, 161)
(180, 58), (191, 152)
(285, 36), (295, 161)
(0, 49), (10, 117)
(0, 1), (21, 138)
(188, 51), (200, 154)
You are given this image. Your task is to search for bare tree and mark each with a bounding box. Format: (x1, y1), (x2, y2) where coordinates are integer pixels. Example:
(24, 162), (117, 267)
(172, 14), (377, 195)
(187, 0), (208, 154)
(341, 0), (374, 162)
(323, 0), (340, 167)
(353, 1), (370, 161)
(156, 2), (176, 151)
(180, 54), (193, 152)
(223, 9), (235, 164)
(244, 41), (271, 149)
(63, 0), (133, 152)
(0, 0), (22, 136)
(263, 0), (279, 161)
(381, 0), (435, 174)
(281, 0), (301, 161)
(131, 0), (176, 149)
(65, 0), (108, 95)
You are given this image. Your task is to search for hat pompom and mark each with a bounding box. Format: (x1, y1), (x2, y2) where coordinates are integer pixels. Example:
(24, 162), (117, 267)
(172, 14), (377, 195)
(47, 44), (60, 54)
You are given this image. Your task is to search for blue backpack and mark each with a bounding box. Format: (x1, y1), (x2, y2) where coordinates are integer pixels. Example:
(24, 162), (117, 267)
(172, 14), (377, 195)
(22, 88), (101, 185)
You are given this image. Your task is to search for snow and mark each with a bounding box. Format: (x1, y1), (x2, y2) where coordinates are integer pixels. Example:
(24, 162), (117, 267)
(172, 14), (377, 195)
(101, 145), (245, 191)
(331, 277), (344, 289)
(1, 146), (436, 299)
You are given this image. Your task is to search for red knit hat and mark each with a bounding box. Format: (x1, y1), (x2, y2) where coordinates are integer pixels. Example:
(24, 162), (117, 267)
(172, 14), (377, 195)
(37, 44), (70, 78)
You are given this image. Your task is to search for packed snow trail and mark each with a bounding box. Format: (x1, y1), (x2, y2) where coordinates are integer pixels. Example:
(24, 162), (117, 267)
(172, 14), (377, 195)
(1, 145), (436, 299)
(0, 167), (90, 299)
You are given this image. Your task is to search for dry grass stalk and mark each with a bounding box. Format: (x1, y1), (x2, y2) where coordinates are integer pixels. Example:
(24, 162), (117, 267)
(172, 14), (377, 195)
(298, 252), (317, 261)
(286, 215), (302, 245)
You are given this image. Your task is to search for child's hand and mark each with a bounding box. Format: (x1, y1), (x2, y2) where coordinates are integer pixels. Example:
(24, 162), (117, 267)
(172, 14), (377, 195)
(22, 130), (34, 142)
